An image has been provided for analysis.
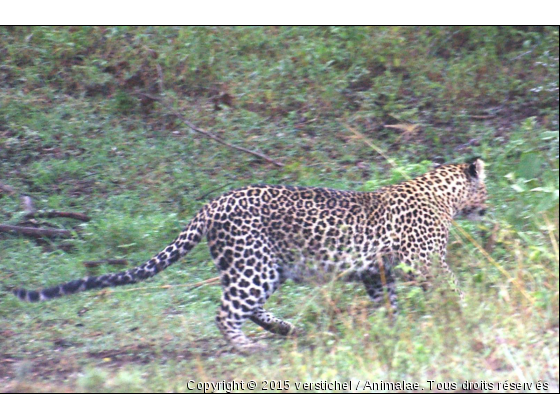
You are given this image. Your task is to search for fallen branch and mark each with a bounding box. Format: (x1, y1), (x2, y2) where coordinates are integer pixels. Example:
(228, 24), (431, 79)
(137, 92), (285, 168)
(471, 115), (496, 120)
(177, 112), (285, 167)
(1, 182), (91, 223)
(25, 211), (91, 222)
(0, 224), (73, 238)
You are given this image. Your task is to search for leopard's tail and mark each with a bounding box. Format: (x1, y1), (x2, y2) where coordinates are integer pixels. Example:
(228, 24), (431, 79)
(13, 208), (208, 302)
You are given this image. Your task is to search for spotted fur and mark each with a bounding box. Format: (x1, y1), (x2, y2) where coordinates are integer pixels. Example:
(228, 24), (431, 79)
(14, 159), (488, 352)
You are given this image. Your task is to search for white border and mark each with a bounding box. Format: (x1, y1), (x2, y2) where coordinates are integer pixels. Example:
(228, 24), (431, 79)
(2, 2), (557, 25)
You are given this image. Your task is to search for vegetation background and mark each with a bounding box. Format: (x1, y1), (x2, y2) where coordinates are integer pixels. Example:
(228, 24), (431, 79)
(0, 26), (558, 392)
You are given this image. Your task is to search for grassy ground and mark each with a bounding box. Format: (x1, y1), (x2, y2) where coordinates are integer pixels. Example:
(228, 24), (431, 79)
(0, 26), (558, 392)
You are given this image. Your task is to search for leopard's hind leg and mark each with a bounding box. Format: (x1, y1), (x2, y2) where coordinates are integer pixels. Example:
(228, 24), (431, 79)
(212, 235), (295, 353)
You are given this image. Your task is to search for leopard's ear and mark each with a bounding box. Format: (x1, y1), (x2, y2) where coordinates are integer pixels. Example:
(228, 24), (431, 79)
(468, 158), (486, 182)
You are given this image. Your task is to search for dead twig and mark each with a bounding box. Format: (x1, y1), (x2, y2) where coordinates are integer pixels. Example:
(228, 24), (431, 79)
(1, 181), (91, 222)
(0, 224), (73, 238)
(471, 115), (497, 120)
(25, 211), (91, 222)
(195, 183), (233, 201)
(176, 111), (285, 167)
(383, 123), (420, 143)
(137, 92), (285, 168)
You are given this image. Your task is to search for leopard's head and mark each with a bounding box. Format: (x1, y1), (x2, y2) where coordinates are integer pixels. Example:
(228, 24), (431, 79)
(459, 158), (488, 221)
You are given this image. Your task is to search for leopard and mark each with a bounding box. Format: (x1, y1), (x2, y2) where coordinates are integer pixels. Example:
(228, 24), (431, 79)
(13, 158), (488, 353)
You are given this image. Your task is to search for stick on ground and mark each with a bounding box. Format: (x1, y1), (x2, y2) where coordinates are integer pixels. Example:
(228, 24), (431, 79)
(136, 92), (285, 168)
(0, 224), (73, 238)
(25, 211), (91, 222)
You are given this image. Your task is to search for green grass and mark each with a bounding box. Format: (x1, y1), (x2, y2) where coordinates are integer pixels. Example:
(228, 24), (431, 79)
(0, 26), (558, 392)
